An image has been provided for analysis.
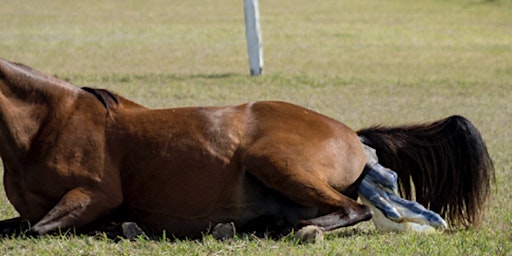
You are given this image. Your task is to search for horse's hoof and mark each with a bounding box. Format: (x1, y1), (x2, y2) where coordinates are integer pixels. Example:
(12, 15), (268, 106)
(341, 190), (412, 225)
(211, 222), (236, 241)
(295, 225), (324, 244)
(121, 222), (149, 240)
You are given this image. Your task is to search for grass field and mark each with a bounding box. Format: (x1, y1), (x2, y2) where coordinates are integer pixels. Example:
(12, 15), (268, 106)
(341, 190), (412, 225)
(1, 0), (512, 255)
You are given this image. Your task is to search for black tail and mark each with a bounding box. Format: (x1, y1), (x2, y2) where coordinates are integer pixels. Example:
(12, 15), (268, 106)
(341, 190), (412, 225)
(357, 115), (494, 228)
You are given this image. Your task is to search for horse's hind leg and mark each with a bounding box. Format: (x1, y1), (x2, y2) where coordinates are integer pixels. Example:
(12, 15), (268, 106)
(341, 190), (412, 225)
(296, 206), (371, 231)
(242, 149), (373, 234)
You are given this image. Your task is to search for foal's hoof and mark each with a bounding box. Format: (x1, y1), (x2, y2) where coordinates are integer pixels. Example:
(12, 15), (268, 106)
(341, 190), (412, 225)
(211, 222), (236, 241)
(121, 222), (149, 240)
(295, 225), (324, 244)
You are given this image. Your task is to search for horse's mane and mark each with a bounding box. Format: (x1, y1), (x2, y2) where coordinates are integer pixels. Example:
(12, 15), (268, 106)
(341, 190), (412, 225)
(357, 115), (495, 228)
(81, 87), (120, 114)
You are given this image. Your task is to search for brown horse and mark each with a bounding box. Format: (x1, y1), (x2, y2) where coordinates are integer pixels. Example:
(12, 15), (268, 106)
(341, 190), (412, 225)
(0, 58), (493, 239)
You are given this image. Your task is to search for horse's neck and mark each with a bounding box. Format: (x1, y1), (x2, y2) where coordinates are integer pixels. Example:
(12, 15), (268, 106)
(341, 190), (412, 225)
(0, 59), (77, 161)
(0, 59), (80, 98)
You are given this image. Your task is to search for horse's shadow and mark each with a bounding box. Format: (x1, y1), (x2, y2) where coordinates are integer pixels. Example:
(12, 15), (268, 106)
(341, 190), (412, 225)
(0, 218), (375, 244)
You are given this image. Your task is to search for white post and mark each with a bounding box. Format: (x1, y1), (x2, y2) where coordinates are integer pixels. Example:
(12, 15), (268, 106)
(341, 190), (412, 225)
(244, 0), (263, 76)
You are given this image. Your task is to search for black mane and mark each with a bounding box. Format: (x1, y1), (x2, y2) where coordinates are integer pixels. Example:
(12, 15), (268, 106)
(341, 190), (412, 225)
(82, 87), (119, 114)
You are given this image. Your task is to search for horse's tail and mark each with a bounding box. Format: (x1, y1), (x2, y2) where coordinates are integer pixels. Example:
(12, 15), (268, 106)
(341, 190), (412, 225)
(357, 115), (494, 229)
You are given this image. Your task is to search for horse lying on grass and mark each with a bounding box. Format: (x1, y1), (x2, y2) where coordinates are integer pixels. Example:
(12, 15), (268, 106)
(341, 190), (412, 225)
(0, 58), (494, 241)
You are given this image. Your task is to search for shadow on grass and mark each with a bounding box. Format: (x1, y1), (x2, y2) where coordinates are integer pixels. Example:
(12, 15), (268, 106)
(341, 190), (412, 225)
(186, 73), (243, 80)
(0, 223), (380, 246)
(62, 72), (246, 84)
(325, 228), (379, 240)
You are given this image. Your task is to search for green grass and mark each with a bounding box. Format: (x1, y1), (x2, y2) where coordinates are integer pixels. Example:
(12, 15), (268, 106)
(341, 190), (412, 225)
(1, 0), (512, 255)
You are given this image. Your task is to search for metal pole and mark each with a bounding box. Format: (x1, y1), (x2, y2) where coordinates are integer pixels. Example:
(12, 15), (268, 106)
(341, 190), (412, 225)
(244, 0), (263, 76)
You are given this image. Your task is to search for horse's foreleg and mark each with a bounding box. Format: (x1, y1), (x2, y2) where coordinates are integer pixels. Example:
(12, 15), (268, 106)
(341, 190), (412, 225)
(0, 217), (30, 236)
(31, 187), (122, 235)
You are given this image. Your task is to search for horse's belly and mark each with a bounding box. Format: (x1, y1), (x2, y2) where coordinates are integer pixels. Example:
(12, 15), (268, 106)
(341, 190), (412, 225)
(122, 170), (318, 237)
(120, 161), (241, 235)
